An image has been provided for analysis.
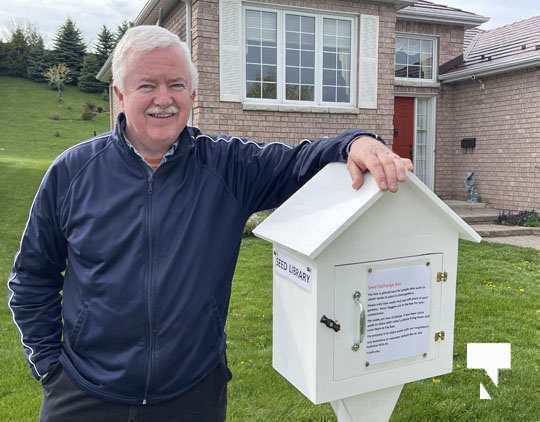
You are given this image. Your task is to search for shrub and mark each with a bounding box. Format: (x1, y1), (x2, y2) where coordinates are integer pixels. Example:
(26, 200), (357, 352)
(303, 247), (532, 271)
(81, 109), (95, 121)
(84, 101), (97, 111)
(243, 210), (272, 236)
(53, 131), (60, 137)
(49, 113), (60, 120)
(96, 106), (103, 113)
(497, 210), (539, 227)
(81, 102), (97, 120)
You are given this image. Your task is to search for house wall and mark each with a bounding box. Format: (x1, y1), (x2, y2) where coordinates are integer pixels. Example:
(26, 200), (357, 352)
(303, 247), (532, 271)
(191, 0), (397, 144)
(162, 1), (187, 37)
(436, 68), (540, 210)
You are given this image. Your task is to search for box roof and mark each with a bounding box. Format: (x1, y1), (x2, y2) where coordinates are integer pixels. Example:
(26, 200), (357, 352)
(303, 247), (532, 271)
(253, 163), (481, 258)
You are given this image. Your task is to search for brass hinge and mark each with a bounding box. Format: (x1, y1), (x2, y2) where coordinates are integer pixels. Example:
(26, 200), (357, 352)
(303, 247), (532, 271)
(435, 331), (445, 342)
(437, 272), (448, 282)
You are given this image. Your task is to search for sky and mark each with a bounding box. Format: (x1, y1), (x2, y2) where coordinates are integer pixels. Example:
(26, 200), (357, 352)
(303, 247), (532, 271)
(0, 0), (539, 50)
(0, 0), (147, 49)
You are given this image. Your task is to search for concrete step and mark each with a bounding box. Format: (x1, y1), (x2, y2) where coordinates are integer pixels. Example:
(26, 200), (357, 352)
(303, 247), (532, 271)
(445, 200), (487, 210)
(472, 224), (540, 238)
(458, 208), (500, 224)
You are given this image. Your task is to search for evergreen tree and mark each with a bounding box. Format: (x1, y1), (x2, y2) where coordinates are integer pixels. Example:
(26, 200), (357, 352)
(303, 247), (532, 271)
(115, 21), (130, 46)
(53, 18), (86, 84)
(6, 27), (30, 77)
(26, 33), (48, 82)
(78, 53), (106, 93)
(0, 41), (10, 75)
(95, 25), (115, 67)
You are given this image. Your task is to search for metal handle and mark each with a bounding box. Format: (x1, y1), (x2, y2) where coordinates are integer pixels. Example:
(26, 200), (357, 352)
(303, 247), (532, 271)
(352, 291), (366, 352)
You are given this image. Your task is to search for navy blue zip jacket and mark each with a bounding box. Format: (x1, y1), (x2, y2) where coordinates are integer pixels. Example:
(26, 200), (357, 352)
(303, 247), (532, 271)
(8, 113), (371, 404)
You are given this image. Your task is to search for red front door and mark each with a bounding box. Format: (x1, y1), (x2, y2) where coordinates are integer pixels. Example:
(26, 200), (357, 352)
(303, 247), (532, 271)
(393, 97), (414, 160)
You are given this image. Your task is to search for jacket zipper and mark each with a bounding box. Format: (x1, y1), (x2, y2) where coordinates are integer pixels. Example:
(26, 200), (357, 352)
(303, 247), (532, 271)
(142, 174), (154, 405)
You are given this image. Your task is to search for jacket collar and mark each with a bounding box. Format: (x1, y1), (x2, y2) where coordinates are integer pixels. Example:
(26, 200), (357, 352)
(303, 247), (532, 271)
(112, 112), (194, 161)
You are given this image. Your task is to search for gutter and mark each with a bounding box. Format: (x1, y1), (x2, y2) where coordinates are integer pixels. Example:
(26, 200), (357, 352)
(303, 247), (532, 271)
(397, 8), (489, 29)
(134, 0), (162, 25)
(371, 0), (416, 8)
(440, 55), (540, 83)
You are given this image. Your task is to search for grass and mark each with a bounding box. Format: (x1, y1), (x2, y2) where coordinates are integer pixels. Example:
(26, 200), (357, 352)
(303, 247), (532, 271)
(1, 76), (539, 421)
(0, 76), (110, 420)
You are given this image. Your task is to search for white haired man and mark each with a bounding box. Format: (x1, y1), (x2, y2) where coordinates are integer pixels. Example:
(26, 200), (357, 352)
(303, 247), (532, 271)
(8, 25), (412, 421)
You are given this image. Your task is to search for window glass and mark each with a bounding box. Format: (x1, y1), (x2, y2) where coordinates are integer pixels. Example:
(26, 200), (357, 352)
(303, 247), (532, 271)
(323, 18), (351, 103)
(285, 14), (315, 101)
(395, 36), (435, 80)
(245, 10), (277, 99)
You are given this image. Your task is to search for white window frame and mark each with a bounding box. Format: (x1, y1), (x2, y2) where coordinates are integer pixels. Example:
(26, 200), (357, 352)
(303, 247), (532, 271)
(242, 5), (357, 108)
(395, 33), (438, 84)
(413, 95), (437, 190)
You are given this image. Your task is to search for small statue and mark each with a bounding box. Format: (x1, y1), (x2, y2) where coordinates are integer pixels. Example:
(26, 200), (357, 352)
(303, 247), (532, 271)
(464, 172), (480, 203)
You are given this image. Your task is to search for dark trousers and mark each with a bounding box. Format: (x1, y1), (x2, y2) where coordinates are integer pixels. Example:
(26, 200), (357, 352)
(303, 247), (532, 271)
(39, 363), (231, 422)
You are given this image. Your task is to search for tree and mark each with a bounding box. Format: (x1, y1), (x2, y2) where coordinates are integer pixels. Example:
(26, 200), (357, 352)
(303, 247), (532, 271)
(26, 33), (49, 82)
(44, 63), (71, 102)
(78, 53), (106, 93)
(53, 18), (86, 84)
(114, 21), (130, 46)
(6, 27), (29, 77)
(95, 25), (115, 68)
(0, 41), (10, 75)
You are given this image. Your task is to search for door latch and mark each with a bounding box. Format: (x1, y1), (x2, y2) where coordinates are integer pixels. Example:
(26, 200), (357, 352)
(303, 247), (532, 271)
(320, 315), (341, 332)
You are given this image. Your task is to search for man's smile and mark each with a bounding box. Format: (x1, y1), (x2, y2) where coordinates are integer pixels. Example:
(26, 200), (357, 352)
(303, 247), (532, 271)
(147, 112), (177, 119)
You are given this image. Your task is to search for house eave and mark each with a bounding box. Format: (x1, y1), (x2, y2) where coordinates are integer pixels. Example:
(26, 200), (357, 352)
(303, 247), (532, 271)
(96, 55), (113, 83)
(134, 0), (163, 25)
(371, 0), (416, 9)
(397, 9), (489, 29)
(440, 56), (540, 83)
(96, 0), (191, 84)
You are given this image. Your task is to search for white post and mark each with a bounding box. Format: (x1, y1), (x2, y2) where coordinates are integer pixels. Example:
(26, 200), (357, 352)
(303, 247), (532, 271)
(330, 385), (404, 422)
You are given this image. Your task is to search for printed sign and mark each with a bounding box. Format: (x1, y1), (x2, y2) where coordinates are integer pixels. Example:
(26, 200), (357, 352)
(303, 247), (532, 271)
(273, 251), (313, 291)
(366, 264), (431, 365)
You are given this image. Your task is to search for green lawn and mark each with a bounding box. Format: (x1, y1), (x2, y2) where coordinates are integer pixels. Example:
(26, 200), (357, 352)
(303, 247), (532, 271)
(1, 77), (539, 421)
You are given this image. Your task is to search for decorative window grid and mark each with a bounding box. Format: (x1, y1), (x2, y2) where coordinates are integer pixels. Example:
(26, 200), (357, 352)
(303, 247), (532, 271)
(244, 7), (357, 106)
(395, 35), (437, 81)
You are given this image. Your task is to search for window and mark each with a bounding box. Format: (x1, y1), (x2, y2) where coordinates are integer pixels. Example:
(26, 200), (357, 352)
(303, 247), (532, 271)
(285, 14), (315, 101)
(244, 8), (356, 106)
(246, 10), (278, 99)
(395, 36), (436, 81)
(322, 18), (352, 103)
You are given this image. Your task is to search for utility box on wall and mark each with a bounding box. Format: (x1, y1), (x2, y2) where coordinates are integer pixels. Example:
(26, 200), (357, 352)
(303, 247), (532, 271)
(254, 163), (481, 405)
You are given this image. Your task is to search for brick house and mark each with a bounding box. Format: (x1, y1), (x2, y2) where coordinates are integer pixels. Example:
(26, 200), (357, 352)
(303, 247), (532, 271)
(437, 16), (540, 211)
(100, 1), (540, 209)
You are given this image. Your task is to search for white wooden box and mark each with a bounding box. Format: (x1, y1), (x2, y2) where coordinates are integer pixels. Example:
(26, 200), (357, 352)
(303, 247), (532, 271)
(254, 163), (481, 404)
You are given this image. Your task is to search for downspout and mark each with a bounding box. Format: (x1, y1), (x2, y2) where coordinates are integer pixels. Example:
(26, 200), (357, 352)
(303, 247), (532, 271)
(185, 0), (192, 52)
(109, 85), (114, 129)
(184, 0), (194, 126)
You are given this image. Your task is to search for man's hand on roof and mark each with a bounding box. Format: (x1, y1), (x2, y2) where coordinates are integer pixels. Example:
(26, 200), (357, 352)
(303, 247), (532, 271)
(347, 136), (413, 192)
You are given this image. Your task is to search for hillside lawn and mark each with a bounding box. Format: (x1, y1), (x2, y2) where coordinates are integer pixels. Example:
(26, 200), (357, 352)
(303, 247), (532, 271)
(0, 76), (538, 421)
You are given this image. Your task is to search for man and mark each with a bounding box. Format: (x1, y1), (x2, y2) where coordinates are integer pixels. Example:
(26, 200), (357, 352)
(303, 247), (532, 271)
(8, 25), (412, 421)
